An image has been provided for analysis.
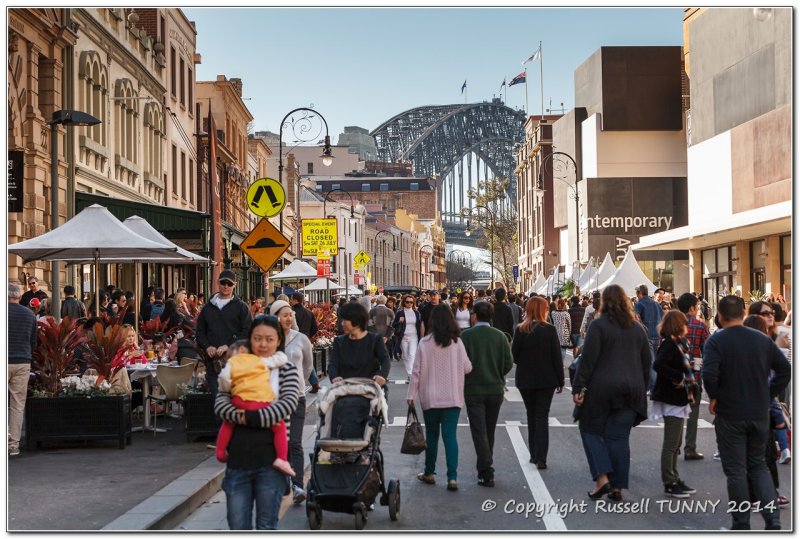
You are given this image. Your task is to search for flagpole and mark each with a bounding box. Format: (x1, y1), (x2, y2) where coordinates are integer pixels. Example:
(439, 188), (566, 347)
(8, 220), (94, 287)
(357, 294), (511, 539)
(539, 40), (544, 120)
(524, 67), (529, 116)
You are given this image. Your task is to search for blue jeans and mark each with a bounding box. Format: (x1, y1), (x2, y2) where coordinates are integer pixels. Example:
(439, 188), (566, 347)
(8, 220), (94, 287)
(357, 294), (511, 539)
(647, 339), (658, 391)
(222, 466), (285, 530)
(579, 407), (637, 489)
(422, 407), (461, 481)
(715, 417), (780, 530)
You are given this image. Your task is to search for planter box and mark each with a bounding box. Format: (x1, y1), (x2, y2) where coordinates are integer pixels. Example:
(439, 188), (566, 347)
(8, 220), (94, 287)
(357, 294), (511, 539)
(25, 395), (132, 450)
(314, 347), (330, 377)
(183, 392), (217, 442)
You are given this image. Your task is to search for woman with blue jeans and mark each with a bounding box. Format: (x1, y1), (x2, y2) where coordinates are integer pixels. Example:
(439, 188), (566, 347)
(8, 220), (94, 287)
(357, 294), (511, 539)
(573, 285), (651, 502)
(407, 304), (472, 491)
(214, 315), (301, 530)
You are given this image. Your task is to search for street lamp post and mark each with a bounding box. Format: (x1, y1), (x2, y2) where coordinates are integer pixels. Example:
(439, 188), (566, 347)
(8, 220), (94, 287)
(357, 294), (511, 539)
(49, 110), (102, 321)
(419, 245), (434, 290)
(375, 229), (395, 290)
(323, 188), (357, 302)
(538, 151), (580, 262)
(278, 107), (333, 262)
(461, 204), (496, 285)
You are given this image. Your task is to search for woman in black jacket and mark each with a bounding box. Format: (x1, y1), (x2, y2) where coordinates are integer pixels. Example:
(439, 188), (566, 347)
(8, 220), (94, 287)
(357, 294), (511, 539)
(573, 285), (651, 502)
(511, 296), (564, 469)
(652, 310), (696, 499)
(329, 302), (390, 389)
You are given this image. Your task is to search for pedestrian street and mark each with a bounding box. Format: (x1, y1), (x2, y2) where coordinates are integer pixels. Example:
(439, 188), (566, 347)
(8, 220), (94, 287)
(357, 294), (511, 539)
(177, 357), (792, 532)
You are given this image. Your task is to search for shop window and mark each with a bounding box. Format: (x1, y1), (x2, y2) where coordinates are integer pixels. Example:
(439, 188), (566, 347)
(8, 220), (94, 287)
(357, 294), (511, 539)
(781, 235), (792, 309)
(410, 182), (419, 191)
(750, 240), (766, 294)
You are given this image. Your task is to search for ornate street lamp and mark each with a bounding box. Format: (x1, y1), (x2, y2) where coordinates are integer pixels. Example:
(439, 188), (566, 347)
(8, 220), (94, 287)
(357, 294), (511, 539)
(49, 109), (102, 321)
(323, 187), (357, 301)
(538, 151), (580, 262)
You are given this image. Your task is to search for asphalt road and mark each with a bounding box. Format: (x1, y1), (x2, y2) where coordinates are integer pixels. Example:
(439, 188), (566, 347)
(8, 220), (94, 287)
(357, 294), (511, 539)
(177, 354), (793, 532)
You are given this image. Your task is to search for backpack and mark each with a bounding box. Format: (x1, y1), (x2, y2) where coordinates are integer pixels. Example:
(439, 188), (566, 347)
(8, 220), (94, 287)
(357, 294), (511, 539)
(149, 302), (165, 320)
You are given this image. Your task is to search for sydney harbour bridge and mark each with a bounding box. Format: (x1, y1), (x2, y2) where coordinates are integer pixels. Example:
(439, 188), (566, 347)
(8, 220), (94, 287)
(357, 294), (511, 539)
(370, 98), (526, 246)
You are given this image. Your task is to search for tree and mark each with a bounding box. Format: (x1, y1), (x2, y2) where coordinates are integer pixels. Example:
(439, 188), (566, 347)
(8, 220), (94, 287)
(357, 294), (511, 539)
(465, 177), (518, 287)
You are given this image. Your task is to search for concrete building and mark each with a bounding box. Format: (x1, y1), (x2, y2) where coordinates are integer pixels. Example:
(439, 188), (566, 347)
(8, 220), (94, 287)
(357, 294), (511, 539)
(337, 126), (379, 162)
(634, 8), (791, 307)
(316, 176), (438, 220)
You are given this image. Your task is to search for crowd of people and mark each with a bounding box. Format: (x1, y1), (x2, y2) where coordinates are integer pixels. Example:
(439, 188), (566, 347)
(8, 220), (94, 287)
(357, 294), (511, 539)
(8, 271), (793, 530)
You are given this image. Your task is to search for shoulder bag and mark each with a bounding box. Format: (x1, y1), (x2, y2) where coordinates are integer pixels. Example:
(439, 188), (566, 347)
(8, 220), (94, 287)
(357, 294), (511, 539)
(400, 404), (427, 454)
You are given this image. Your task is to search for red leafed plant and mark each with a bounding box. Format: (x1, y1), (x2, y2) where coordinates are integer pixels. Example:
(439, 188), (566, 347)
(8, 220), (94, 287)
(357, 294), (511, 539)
(83, 322), (127, 382)
(310, 303), (337, 347)
(98, 305), (129, 327)
(32, 316), (88, 396)
(139, 317), (179, 341)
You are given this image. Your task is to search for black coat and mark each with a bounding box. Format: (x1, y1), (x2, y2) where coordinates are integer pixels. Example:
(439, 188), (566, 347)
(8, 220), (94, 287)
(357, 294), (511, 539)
(292, 303), (318, 339)
(572, 316), (651, 434)
(511, 322), (564, 390)
(195, 295), (252, 354)
(492, 302), (515, 339)
(651, 337), (690, 406)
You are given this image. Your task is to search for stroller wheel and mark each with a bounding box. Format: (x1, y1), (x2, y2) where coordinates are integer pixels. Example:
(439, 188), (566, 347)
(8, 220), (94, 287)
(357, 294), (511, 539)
(307, 503), (322, 530)
(353, 502), (368, 530)
(387, 479), (400, 521)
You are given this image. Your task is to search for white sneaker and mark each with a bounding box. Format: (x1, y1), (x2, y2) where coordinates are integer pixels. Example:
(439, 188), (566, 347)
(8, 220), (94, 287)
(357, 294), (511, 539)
(778, 448), (791, 464)
(292, 484), (306, 504)
(8, 447), (20, 457)
(713, 451), (721, 461)
(206, 444), (217, 450)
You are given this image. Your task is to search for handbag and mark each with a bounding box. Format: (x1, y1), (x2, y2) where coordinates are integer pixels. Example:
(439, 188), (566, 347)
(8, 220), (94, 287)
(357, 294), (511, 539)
(400, 404), (427, 455)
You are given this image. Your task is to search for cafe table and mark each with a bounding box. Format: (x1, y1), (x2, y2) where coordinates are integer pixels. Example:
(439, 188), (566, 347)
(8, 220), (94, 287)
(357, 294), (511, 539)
(126, 361), (176, 432)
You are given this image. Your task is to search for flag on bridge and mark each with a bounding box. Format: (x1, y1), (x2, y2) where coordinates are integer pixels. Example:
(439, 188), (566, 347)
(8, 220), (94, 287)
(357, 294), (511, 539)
(500, 78), (506, 91)
(461, 80), (467, 93)
(509, 72), (526, 86)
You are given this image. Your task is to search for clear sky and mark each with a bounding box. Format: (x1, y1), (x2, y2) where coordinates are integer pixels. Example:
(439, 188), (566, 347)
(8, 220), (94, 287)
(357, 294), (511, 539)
(186, 7), (684, 143)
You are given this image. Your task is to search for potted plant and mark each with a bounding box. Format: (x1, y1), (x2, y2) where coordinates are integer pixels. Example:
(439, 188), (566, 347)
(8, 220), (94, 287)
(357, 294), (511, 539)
(181, 366), (216, 442)
(26, 317), (132, 450)
(310, 303), (337, 376)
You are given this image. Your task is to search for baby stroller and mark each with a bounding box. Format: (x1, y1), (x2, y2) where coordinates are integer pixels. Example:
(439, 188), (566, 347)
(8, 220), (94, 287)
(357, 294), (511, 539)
(306, 378), (399, 530)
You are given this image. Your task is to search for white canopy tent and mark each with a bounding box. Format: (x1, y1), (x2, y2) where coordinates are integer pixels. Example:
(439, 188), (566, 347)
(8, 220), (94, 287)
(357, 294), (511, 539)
(587, 253), (616, 291)
(269, 259), (318, 281)
(527, 274), (546, 296)
(335, 285), (365, 296)
(8, 204), (181, 316)
(299, 277), (345, 292)
(577, 257), (597, 291)
(597, 249), (658, 296)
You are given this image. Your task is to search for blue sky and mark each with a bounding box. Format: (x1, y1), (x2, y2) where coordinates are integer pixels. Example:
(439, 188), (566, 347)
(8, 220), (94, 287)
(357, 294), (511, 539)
(186, 7), (683, 143)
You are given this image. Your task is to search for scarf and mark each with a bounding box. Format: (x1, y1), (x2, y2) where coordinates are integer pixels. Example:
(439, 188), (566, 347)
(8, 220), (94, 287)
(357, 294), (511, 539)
(675, 337), (698, 403)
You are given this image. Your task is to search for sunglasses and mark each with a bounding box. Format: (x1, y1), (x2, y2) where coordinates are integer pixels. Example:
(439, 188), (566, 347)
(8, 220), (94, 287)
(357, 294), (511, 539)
(219, 280), (235, 287)
(404, 301), (413, 305)
(759, 310), (775, 317)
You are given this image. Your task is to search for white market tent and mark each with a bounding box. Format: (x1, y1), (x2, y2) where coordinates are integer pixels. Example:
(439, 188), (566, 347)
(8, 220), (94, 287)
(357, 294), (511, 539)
(299, 277), (345, 292)
(577, 257), (597, 291)
(335, 285), (365, 296)
(123, 216), (209, 263)
(527, 274), (546, 296)
(8, 204), (181, 315)
(597, 249), (658, 296)
(587, 253), (616, 291)
(269, 259), (318, 281)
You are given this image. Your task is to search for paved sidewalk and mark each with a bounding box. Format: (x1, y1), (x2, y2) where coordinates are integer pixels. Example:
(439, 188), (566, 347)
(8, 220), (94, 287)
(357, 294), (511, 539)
(8, 387), (324, 531)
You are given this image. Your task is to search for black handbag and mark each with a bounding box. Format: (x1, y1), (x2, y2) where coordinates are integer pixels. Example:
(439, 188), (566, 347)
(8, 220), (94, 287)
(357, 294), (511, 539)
(400, 404), (427, 455)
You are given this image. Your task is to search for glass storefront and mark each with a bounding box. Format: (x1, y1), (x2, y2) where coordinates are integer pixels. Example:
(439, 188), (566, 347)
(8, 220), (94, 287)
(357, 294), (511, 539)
(702, 244), (737, 304)
(750, 240), (766, 294)
(781, 235), (791, 310)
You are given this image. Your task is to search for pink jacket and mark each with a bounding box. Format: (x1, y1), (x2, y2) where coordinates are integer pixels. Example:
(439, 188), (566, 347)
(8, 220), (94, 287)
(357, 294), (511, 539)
(407, 335), (473, 410)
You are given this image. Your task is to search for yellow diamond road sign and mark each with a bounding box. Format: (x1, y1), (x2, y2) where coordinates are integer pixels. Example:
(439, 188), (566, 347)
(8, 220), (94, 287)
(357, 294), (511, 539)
(354, 250), (371, 270)
(241, 218), (290, 273)
(247, 177), (285, 218)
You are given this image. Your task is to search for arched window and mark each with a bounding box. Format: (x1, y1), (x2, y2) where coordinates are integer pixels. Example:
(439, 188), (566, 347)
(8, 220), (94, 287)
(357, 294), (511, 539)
(77, 51), (108, 172)
(114, 78), (139, 163)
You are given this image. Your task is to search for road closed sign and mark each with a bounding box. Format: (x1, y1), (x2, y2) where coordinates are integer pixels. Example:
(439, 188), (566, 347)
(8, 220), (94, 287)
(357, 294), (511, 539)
(302, 218), (338, 256)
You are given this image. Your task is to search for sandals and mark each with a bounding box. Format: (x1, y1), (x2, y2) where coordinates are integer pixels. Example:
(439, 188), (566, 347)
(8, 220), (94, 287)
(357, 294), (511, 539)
(417, 473), (436, 484)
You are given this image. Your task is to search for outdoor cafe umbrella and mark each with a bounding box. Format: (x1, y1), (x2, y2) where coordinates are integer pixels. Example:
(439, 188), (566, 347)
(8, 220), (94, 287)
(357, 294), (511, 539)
(8, 204), (180, 316)
(269, 259), (318, 280)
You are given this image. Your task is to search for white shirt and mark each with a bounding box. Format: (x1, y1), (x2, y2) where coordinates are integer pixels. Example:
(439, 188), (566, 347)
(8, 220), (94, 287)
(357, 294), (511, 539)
(403, 308), (417, 339)
(211, 294), (233, 310)
(455, 307), (471, 329)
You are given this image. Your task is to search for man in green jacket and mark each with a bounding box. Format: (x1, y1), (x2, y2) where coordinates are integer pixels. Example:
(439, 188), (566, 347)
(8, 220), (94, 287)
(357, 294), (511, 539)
(461, 301), (513, 487)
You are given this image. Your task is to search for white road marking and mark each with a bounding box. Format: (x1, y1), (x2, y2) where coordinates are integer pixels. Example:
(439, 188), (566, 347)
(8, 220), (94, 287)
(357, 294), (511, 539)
(505, 424), (568, 531)
(389, 417), (712, 429)
(505, 386), (524, 402)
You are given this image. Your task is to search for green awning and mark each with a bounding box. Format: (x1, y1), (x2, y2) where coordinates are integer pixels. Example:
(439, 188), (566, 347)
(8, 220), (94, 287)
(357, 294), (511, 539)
(75, 192), (208, 233)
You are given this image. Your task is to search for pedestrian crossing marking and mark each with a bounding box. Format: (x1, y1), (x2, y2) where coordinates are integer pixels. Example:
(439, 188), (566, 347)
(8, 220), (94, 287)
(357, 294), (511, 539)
(387, 416), (713, 429)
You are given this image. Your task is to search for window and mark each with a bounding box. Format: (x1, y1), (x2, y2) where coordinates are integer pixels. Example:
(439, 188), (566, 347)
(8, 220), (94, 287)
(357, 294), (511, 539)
(701, 244), (737, 305)
(362, 184), (370, 192)
(170, 46), (176, 97)
(307, 162), (314, 174)
(781, 235), (791, 310)
(315, 184), (322, 193)
(410, 182), (419, 191)
(750, 240), (766, 294)
(179, 58), (185, 105)
(181, 151), (186, 199)
(189, 160), (194, 204)
(380, 183), (389, 192)
(331, 183), (340, 191)
(171, 144), (178, 198)
(187, 67), (193, 113)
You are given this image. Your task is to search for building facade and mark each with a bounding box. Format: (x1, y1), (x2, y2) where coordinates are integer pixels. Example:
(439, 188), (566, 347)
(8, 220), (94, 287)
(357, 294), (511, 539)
(634, 8), (791, 307)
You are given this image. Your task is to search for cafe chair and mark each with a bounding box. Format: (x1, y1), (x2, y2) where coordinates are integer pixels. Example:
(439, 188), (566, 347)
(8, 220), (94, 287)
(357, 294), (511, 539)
(145, 363), (195, 434)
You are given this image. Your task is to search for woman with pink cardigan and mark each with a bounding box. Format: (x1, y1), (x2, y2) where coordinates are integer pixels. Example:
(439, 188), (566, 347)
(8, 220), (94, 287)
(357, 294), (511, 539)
(407, 304), (473, 492)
